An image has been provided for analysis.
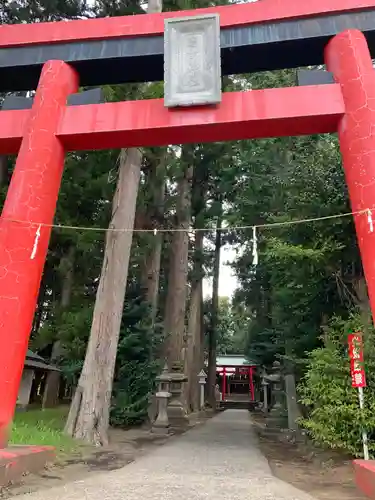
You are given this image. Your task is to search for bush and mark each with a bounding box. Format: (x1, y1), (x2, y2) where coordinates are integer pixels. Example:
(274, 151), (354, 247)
(298, 313), (375, 457)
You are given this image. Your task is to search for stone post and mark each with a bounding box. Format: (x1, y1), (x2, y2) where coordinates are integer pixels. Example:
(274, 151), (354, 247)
(198, 370), (207, 410)
(152, 365), (172, 435)
(261, 377), (269, 413)
(270, 361), (283, 412)
(264, 361), (287, 429)
(215, 384), (221, 410)
(284, 372), (301, 431)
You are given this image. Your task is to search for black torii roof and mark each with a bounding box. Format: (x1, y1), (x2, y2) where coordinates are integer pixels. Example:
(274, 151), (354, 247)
(0, 2), (374, 91)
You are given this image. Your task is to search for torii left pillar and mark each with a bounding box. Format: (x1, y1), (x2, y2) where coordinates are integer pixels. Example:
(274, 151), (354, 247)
(0, 60), (78, 459)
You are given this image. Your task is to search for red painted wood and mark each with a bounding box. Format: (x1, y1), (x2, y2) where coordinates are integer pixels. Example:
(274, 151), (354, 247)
(217, 365), (256, 368)
(325, 30), (375, 325)
(0, 85), (345, 155)
(0, 61), (78, 447)
(353, 460), (375, 498)
(0, 0), (373, 47)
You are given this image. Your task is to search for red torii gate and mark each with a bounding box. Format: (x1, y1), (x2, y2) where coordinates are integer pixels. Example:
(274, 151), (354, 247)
(0, 1), (373, 475)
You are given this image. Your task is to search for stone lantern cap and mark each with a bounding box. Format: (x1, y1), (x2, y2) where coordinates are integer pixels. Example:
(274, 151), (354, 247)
(170, 372), (188, 383)
(156, 390), (171, 398)
(156, 364), (172, 383)
(198, 369), (207, 384)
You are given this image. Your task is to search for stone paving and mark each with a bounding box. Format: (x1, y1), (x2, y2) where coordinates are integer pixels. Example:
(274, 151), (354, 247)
(18, 410), (317, 500)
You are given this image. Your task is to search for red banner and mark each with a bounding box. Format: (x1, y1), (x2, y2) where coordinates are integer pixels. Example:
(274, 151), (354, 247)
(348, 333), (366, 388)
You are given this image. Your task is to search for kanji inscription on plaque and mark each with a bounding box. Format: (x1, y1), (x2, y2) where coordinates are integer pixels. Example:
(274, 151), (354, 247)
(164, 14), (221, 107)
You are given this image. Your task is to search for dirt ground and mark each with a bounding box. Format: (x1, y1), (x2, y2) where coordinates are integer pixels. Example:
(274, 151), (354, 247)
(252, 413), (366, 500)
(1, 428), (166, 497)
(1, 411), (367, 499)
(0, 412), (211, 498)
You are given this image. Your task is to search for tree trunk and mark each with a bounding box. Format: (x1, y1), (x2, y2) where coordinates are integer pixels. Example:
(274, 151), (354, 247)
(43, 245), (75, 408)
(353, 276), (371, 329)
(184, 231), (204, 411)
(142, 227), (163, 317)
(140, 156), (166, 322)
(182, 158), (207, 411)
(207, 207), (222, 407)
(164, 156), (193, 370)
(64, 0), (163, 446)
(194, 281), (204, 410)
(65, 148), (142, 445)
(32, 271), (49, 336)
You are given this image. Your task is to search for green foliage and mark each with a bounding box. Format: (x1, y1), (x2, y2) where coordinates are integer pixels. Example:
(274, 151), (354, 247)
(230, 101), (360, 369)
(3, 0), (367, 450)
(205, 296), (248, 355)
(11, 407), (79, 457)
(110, 293), (164, 427)
(298, 314), (375, 457)
(0, 0), (88, 23)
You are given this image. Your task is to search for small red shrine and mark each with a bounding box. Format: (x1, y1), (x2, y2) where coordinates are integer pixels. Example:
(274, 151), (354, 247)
(216, 355), (256, 402)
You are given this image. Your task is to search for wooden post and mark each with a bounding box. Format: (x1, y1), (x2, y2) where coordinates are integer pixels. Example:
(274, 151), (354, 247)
(0, 61), (78, 447)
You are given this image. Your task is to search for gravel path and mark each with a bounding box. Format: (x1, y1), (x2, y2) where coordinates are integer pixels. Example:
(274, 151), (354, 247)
(17, 410), (317, 500)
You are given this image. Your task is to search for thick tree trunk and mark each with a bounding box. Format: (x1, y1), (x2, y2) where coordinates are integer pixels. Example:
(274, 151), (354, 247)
(352, 276), (372, 334)
(65, 148), (142, 445)
(142, 229), (163, 316)
(189, 161), (209, 409)
(194, 281), (204, 410)
(164, 157), (193, 370)
(65, 0), (162, 446)
(184, 231), (204, 411)
(43, 245), (75, 408)
(140, 157), (166, 321)
(207, 208), (222, 407)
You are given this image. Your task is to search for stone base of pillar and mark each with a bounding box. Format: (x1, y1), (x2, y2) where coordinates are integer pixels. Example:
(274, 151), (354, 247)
(151, 423), (170, 435)
(167, 400), (189, 430)
(265, 407), (288, 430)
(152, 390), (171, 435)
(167, 371), (189, 431)
(147, 394), (158, 424)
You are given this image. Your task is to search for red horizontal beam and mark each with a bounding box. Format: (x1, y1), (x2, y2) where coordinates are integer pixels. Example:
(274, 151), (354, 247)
(0, 85), (344, 155)
(0, 0), (373, 47)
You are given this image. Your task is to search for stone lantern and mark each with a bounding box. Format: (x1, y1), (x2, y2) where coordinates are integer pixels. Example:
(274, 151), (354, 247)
(261, 373), (269, 413)
(198, 369), (207, 410)
(152, 364), (172, 435)
(264, 360), (287, 429)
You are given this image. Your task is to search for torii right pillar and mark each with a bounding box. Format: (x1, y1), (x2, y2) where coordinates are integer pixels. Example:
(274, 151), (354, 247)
(326, 30), (375, 496)
(325, 30), (375, 322)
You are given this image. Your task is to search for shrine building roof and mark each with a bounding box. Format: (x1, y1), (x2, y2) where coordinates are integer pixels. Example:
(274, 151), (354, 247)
(216, 355), (256, 367)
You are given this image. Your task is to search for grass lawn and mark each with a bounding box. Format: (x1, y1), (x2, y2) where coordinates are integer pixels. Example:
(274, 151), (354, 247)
(10, 406), (81, 457)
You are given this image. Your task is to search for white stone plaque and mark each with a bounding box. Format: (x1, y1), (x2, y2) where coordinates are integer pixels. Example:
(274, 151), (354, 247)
(164, 14), (221, 107)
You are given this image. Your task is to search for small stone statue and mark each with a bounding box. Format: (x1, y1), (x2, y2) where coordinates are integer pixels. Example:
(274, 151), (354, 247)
(215, 384), (221, 410)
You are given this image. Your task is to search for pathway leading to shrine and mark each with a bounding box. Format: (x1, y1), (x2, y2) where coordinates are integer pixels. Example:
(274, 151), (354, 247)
(17, 410), (317, 500)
